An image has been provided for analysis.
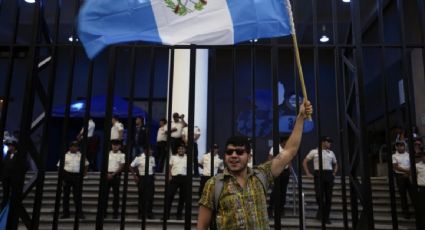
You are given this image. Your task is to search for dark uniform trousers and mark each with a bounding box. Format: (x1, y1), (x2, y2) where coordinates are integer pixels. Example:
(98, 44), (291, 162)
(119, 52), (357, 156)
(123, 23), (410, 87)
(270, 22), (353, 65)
(165, 175), (187, 218)
(269, 168), (290, 215)
(395, 173), (414, 217)
(104, 173), (121, 216)
(62, 171), (83, 216)
(138, 175), (155, 217)
(314, 170), (334, 221)
(156, 141), (167, 172)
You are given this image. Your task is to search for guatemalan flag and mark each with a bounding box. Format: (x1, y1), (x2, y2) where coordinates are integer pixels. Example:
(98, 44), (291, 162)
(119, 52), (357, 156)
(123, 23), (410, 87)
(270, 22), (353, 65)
(78, 0), (294, 59)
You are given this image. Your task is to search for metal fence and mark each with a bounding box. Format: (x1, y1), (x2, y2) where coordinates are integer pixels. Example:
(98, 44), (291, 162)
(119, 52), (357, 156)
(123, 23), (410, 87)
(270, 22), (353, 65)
(1, 0), (425, 229)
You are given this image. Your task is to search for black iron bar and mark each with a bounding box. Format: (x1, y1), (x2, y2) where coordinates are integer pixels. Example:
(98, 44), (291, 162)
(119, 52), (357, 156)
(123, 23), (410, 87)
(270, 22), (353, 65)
(120, 46), (137, 230)
(184, 46), (196, 230)
(95, 47), (118, 230)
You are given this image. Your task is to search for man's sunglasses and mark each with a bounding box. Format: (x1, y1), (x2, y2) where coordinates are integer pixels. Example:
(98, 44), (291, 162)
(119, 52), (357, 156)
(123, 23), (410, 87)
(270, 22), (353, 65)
(225, 149), (246, 156)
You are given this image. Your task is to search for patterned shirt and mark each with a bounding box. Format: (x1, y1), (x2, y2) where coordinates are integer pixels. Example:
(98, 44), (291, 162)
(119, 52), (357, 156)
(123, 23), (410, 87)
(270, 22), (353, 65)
(199, 161), (274, 230)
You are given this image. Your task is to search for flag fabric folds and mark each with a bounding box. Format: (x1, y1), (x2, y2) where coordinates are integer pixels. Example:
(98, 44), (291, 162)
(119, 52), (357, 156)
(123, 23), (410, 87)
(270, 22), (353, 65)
(78, 0), (292, 59)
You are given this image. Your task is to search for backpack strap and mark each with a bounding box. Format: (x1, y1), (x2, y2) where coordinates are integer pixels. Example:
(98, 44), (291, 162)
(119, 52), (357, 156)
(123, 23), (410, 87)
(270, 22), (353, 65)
(213, 173), (225, 211)
(253, 169), (269, 194)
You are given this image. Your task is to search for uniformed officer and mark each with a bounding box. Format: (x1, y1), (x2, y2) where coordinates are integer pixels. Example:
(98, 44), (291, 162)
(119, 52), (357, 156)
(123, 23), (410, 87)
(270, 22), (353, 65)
(198, 144), (223, 196)
(416, 150), (425, 228)
(165, 144), (188, 220)
(130, 146), (156, 219)
(58, 141), (88, 219)
(268, 136), (291, 217)
(1, 139), (28, 229)
(303, 136), (338, 224)
(392, 140), (414, 219)
(104, 140), (125, 218)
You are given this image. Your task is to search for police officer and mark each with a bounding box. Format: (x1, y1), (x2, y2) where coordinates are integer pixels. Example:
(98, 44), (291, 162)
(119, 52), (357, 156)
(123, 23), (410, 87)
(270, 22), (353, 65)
(303, 136), (338, 224)
(130, 146), (156, 219)
(392, 140), (414, 219)
(1, 139), (28, 229)
(198, 144), (223, 196)
(58, 141), (88, 219)
(268, 136), (291, 217)
(104, 140), (125, 218)
(165, 144), (188, 220)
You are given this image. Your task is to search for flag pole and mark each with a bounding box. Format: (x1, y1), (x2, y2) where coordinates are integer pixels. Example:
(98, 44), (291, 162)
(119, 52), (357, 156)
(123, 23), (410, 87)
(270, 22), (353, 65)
(285, 0), (312, 120)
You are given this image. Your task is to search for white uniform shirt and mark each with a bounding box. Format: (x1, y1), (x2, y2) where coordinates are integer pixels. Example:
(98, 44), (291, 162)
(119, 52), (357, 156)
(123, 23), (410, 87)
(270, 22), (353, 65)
(111, 121), (124, 140)
(157, 125), (168, 142)
(199, 153), (223, 176)
(79, 119), (95, 138)
(269, 146), (289, 169)
(182, 126), (201, 143)
(416, 161), (425, 186)
(170, 122), (184, 138)
(392, 152), (411, 174)
(131, 153), (156, 176)
(170, 155), (187, 176)
(108, 151), (125, 172)
(306, 148), (337, 170)
(57, 151), (89, 173)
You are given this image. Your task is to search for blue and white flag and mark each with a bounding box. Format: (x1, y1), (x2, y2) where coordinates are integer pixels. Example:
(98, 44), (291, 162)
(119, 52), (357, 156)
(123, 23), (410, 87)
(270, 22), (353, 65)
(78, 0), (293, 59)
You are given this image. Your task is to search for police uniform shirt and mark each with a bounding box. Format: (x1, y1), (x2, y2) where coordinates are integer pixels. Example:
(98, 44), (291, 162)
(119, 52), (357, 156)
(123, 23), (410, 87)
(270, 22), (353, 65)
(392, 152), (410, 174)
(416, 161), (425, 186)
(269, 146), (289, 169)
(108, 151), (125, 173)
(170, 155), (187, 176)
(157, 125), (168, 142)
(199, 153), (223, 176)
(306, 148), (337, 170)
(170, 122), (184, 138)
(111, 121), (124, 140)
(130, 153), (156, 176)
(80, 119), (95, 138)
(57, 151), (89, 173)
(182, 126), (201, 143)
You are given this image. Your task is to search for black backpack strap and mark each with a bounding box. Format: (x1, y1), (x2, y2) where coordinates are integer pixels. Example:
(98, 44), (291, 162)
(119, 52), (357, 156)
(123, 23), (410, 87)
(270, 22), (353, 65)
(213, 173), (225, 211)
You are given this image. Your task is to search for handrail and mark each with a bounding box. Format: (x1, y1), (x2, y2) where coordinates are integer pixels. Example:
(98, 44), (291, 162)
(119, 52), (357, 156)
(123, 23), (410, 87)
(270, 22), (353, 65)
(289, 166), (306, 228)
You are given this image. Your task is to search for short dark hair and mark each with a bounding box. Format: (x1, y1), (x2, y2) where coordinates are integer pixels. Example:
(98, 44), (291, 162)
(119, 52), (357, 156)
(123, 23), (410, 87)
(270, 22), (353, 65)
(320, 136), (333, 143)
(112, 115), (119, 120)
(160, 118), (167, 123)
(225, 136), (251, 153)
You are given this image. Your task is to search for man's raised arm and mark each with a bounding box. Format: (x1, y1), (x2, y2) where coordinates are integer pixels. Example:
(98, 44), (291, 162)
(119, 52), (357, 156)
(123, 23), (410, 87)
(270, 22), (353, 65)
(271, 100), (312, 177)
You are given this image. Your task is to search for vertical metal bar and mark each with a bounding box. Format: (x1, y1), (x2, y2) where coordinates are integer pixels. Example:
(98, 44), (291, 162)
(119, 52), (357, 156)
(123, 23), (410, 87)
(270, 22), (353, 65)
(395, 1), (420, 229)
(73, 60), (94, 230)
(184, 46), (196, 230)
(52, 8), (79, 230)
(96, 47), (118, 230)
(331, 0), (348, 229)
(16, 0), (42, 226)
(142, 47), (156, 230)
(312, 0), (325, 228)
(231, 48), (236, 136)
(271, 40), (281, 230)
(120, 46), (137, 230)
(31, 0), (62, 228)
(350, 0), (375, 228)
(250, 43), (257, 165)
(162, 48), (175, 230)
(414, 0), (425, 84)
(0, 0), (21, 160)
(377, 0), (399, 228)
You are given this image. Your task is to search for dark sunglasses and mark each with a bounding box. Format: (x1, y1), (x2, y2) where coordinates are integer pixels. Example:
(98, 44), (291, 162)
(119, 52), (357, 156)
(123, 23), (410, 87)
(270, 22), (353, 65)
(225, 149), (246, 156)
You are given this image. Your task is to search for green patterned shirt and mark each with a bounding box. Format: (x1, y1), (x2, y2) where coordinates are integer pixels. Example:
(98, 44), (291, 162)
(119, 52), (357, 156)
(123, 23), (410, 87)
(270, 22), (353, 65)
(199, 161), (274, 230)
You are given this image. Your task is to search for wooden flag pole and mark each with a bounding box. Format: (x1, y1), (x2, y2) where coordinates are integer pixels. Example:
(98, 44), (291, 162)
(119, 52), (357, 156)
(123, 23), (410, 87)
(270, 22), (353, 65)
(285, 0), (312, 120)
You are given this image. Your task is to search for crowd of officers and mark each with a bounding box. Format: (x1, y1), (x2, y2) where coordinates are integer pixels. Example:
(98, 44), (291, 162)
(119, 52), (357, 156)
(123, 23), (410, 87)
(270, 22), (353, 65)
(1, 115), (425, 228)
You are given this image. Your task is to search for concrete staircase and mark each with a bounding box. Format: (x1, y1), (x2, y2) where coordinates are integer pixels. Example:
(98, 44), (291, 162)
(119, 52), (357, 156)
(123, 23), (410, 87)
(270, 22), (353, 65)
(6, 172), (417, 229)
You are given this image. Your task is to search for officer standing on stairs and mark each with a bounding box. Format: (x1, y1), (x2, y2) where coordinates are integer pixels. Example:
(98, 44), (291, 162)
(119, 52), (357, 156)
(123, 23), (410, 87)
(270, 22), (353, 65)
(104, 140), (125, 219)
(58, 141), (89, 219)
(303, 136), (338, 224)
(130, 146), (156, 219)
